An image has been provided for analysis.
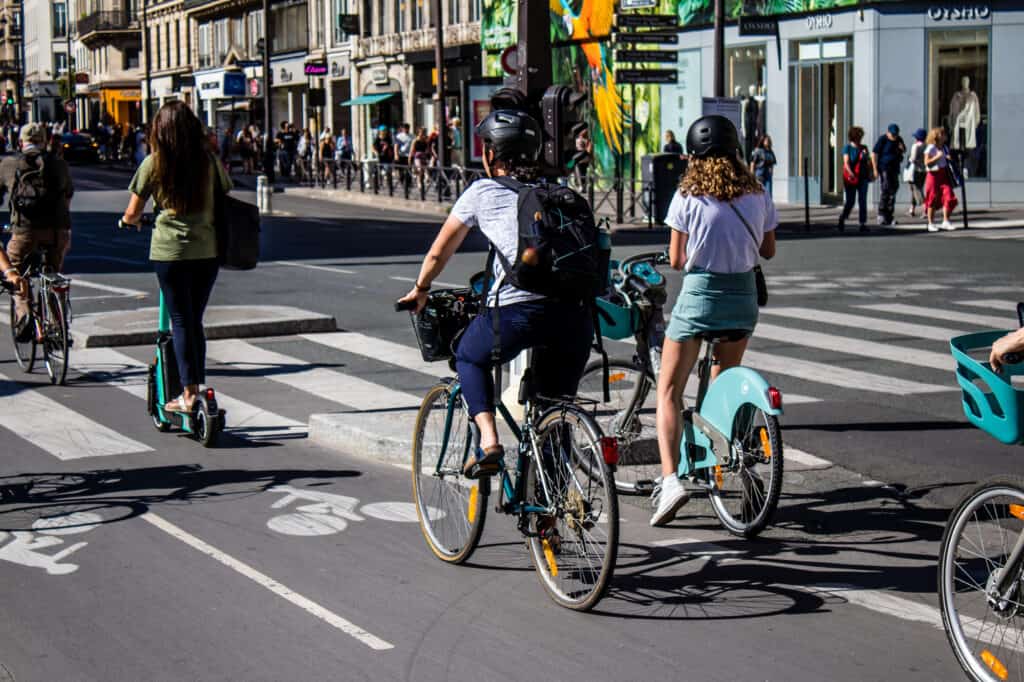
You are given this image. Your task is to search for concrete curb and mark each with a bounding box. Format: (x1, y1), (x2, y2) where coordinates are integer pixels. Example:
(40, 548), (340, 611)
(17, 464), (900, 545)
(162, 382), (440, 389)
(71, 305), (337, 348)
(282, 186), (453, 216)
(308, 412), (415, 467)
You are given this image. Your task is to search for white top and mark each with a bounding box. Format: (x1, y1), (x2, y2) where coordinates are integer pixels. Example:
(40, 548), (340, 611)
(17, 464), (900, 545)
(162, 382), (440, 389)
(925, 144), (948, 171)
(450, 178), (544, 307)
(664, 190), (778, 273)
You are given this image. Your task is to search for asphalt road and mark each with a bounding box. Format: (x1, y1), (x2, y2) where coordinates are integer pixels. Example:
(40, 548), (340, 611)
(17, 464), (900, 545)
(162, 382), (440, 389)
(0, 163), (1021, 680)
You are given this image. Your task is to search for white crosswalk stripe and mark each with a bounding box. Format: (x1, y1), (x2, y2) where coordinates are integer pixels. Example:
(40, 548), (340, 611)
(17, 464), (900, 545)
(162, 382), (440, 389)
(0, 371), (152, 459)
(856, 303), (1014, 330)
(761, 307), (966, 342)
(755, 323), (954, 371)
(300, 332), (443, 378)
(741, 350), (951, 395)
(953, 299), (1018, 312)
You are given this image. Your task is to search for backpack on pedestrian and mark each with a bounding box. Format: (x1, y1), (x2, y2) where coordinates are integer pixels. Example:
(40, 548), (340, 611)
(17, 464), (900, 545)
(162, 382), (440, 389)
(843, 145), (871, 187)
(9, 152), (56, 225)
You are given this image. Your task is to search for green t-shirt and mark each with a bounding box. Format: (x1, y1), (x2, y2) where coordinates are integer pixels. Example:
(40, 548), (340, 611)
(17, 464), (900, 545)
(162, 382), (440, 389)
(129, 155), (232, 261)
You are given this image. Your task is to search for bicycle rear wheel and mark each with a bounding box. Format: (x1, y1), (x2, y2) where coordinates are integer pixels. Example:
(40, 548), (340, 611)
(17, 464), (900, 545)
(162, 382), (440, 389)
(939, 476), (1024, 682)
(411, 380), (487, 564)
(9, 297), (36, 373)
(525, 406), (618, 611)
(577, 358), (658, 495)
(708, 404), (783, 538)
(42, 290), (69, 386)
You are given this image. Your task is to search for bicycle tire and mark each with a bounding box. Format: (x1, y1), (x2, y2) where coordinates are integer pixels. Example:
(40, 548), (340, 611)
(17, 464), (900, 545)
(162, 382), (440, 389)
(525, 405), (618, 611)
(577, 357), (658, 495)
(411, 380), (487, 565)
(938, 475), (1024, 682)
(707, 404), (783, 538)
(42, 290), (69, 386)
(9, 296), (36, 373)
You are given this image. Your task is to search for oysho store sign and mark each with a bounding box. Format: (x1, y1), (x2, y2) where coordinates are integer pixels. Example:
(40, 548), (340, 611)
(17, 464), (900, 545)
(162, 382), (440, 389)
(928, 5), (991, 20)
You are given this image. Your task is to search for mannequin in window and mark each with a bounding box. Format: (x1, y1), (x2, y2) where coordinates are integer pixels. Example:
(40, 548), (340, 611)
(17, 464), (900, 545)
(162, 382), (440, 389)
(948, 75), (979, 151)
(736, 85), (747, 145)
(743, 84), (760, 161)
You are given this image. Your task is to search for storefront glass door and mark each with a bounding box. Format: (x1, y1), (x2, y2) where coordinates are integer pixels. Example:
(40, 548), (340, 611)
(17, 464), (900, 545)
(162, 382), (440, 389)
(789, 38), (852, 204)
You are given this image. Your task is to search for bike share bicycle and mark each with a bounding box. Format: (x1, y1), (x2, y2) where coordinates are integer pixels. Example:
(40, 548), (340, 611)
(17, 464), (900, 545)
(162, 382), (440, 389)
(940, 303), (1024, 682)
(396, 282), (620, 611)
(579, 251), (785, 538)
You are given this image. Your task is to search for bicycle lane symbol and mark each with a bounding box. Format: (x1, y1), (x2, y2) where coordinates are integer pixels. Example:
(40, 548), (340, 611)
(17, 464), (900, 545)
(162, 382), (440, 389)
(266, 485), (445, 536)
(0, 511), (103, 576)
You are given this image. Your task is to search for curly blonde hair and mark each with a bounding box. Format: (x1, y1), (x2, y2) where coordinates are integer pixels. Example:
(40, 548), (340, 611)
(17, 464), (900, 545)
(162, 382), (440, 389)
(679, 155), (763, 201)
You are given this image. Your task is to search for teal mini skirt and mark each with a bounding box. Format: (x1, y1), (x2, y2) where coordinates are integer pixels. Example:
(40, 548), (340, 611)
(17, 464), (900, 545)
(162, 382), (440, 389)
(666, 269), (759, 342)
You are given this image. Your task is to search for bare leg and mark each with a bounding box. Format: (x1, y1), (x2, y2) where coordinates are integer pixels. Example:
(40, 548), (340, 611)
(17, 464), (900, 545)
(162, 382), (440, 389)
(710, 338), (750, 381)
(655, 338), (701, 478)
(184, 384), (199, 408)
(474, 412), (499, 450)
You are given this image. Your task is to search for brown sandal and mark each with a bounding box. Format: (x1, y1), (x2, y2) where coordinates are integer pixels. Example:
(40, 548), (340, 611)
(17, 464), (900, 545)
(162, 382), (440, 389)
(463, 445), (505, 479)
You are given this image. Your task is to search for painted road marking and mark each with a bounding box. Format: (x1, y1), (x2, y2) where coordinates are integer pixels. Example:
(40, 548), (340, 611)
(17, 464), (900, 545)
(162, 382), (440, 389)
(857, 303), (1014, 330)
(206, 340), (423, 412)
(74, 348), (307, 441)
(954, 299), (1017, 312)
(755, 323), (954, 371)
(649, 537), (744, 556)
(741, 350), (952, 395)
(71, 277), (148, 297)
(271, 260), (356, 275)
(0, 371), (152, 460)
(785, 448), (833, 470)
(141, 513), (394, 651)
(761, 307), (966, 342)
(390, 275), (463, 289)
(301, 332), (442, 378)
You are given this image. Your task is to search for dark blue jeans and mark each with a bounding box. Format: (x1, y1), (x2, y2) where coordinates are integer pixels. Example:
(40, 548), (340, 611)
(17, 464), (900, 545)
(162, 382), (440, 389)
(153, 259), (219, 387)
(455, 300), (594, 417)
(840, 182), (869, 228)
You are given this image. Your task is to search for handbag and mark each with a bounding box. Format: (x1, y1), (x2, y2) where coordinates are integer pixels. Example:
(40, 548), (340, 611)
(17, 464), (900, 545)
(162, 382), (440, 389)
(728, 202), (768, 307)
(213, 169), (261, 271)
(902, 162), (915, 184)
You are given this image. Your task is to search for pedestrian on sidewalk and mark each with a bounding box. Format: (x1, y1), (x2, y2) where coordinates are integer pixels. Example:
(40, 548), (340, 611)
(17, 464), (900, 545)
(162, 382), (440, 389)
(749, 135), (776, 197)
(871, 123), (905, 226)
(905, 128), (927, 219)
(924, 127), (959, 232)
(839, 126), (872, 233)
(663, 130), (683, 155)
(120, 101), (231, 414)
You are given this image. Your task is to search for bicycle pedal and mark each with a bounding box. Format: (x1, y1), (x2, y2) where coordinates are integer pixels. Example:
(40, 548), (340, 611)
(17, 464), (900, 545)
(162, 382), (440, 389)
(464, 462), (499, 480)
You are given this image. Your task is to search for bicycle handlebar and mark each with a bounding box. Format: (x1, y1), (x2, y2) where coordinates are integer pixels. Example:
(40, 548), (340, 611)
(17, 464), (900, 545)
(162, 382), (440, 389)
(394, 299), (418, 312)
(1005, 352), (1022, 365)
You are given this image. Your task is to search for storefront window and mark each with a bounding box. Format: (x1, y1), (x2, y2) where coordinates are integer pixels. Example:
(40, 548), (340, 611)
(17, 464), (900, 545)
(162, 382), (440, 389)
(728, 45), (766, 161)
(271, 3), (309, 54)
(928, 29), (988, 179)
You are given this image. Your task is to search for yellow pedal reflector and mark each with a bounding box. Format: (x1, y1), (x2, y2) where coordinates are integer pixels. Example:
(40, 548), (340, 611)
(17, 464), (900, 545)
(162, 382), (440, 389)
(1010, 504), (1024, 521)
(542, 539), (559, 576)
(608, 372), (627, 384)
(759, 427), (772, 460)
(467, 487), (478, 523)
(981, 649), (1008, 681)
(714, 466), (723, 489)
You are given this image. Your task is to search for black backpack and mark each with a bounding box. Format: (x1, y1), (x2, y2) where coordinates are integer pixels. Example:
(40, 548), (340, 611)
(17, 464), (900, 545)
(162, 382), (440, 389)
(10, 153), (55, 224)
(489, 177), (609, 300)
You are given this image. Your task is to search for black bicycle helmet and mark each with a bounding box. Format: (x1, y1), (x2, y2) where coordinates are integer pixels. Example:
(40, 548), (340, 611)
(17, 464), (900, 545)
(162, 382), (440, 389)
(685, 115), (741, 158)
(475, 109), (542, 163)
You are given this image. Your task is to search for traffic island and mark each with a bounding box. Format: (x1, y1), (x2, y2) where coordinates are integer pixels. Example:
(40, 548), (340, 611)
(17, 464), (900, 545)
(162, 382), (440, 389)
(70, 305), (337, 348)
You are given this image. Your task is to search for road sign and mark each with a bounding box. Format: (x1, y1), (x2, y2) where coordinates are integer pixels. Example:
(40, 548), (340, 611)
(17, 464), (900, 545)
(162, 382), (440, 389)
(616, 69), (678, 85)
(739, 16), (779, 36)
(702, 97), (742, 134)
(616, 49), (678, 63)
(223, 72), (247, 97)
(617, 31), (679, 44)
(617, 14), (679, 29)
(64, 100), (76, 114)
(500, 45), (518, 76)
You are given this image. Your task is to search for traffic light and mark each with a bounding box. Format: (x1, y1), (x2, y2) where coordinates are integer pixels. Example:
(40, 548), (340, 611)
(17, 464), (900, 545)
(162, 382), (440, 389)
(4, 90), (13, 106)
(541, 85), (588, 176)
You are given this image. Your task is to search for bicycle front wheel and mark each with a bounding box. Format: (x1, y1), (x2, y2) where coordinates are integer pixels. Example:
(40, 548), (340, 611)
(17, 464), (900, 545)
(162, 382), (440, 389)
(708, 403), (783, 538)
(43, 290), (70, 386)
(577, 358), (658, 495)
(9, 297), (36, 373)
(939, 476), (1024, 682)
(411, 380), (487, 565)
(525, 406), (618, 611)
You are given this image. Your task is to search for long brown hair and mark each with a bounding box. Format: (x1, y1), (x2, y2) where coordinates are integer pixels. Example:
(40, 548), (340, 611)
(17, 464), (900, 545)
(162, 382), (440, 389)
(679, 155), (763, 201)
(149, 101), (210, 215)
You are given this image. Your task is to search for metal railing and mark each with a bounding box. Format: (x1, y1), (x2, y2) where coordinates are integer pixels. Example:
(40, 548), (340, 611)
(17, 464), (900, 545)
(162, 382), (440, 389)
(76, 10), (136, 36)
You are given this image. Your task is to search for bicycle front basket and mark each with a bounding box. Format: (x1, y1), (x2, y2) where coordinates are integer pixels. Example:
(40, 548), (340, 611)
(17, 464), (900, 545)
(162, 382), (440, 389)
(410, 289), (479, 362)
(595, 295), (639, 341)
(950, 331), (1024, 445)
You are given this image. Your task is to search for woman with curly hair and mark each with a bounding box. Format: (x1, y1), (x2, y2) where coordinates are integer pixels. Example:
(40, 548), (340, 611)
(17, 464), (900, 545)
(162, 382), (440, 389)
(651, 115), (778, 527)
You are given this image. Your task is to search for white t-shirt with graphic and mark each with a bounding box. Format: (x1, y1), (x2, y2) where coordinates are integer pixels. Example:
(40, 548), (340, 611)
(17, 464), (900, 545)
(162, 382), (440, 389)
(664, 190), (778, 274)
(450, 178), (544, 307)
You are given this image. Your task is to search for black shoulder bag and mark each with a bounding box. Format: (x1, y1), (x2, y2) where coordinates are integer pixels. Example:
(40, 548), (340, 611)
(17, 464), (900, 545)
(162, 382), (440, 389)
(728, 202), (769, 307)
(212, 160), (261, 271)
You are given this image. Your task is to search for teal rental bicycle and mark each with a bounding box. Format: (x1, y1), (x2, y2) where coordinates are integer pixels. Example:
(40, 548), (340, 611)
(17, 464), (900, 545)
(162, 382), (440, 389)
(398, 291), (620, 611)
(940, 304), (1024, 682)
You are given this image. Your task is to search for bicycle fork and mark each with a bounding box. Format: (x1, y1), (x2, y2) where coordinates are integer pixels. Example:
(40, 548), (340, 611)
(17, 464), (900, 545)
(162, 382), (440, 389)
(992, 530), (1024, 607)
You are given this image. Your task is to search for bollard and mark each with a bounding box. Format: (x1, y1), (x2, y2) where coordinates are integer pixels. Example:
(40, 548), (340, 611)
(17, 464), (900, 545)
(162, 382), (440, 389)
(257, 174), (272, 216)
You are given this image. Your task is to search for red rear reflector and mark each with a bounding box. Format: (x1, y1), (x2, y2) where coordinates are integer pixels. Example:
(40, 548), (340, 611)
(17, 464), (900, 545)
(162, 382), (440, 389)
(767, 387), (783, 409)
(52, 286), (69, 294)
(600, 436), (619, 465)
(205, 388), (216, 400)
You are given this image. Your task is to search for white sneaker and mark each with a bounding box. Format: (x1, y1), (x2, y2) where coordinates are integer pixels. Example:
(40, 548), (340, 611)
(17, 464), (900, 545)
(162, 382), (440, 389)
(650, 476), (690, 527)
(927, 223), (939, 232)
(941, 220), (957, 231)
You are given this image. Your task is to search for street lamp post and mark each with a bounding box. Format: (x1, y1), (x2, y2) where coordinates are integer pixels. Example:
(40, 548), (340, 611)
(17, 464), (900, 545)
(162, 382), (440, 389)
(432, 0), (446, 201)
(141, 0), (152, 123)
(713, 0), (725, 97)
(16, 0), (25, 124)
(262, 0), (274, 184)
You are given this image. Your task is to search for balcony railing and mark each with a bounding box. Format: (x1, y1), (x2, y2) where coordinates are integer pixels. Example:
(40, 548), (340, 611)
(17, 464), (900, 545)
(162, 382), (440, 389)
(0, 59), (17, 75)
(76, 10), (137, 37)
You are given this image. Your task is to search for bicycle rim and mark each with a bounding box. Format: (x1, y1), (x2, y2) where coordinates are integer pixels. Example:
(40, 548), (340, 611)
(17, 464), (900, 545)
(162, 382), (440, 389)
(411, 381), (487, 564)
(939, 477), (1024, 682)
(526, 407), (618, 611)
(708, 405), (783, 538)
(577, 358), (658, 495)
(43, 291), (69, 386)
(9, 297), (36, 372)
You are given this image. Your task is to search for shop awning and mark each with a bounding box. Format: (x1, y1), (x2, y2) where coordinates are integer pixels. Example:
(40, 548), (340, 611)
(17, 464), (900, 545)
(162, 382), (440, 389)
(341, 93), (395, 106)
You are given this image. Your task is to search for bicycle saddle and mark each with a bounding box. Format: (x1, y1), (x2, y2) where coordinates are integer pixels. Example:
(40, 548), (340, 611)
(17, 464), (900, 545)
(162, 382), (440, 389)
(695, 329), (750, 343)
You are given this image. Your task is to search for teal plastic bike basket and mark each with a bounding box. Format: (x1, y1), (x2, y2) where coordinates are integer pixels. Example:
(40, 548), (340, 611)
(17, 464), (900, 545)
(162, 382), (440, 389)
(950, 330), (1024, 445)
(595, 297), (638, 341)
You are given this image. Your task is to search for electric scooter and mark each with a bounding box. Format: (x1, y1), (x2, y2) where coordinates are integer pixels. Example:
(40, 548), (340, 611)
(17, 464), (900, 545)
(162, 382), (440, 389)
(146, 290), (225, 447)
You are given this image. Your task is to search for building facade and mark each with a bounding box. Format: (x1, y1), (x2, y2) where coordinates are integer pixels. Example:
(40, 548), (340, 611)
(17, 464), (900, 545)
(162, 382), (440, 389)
(71, 0), (144, 130)
(24, 0), (70, 124)
(0, 0), (23, 124)
(142, 0), (192, 116)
